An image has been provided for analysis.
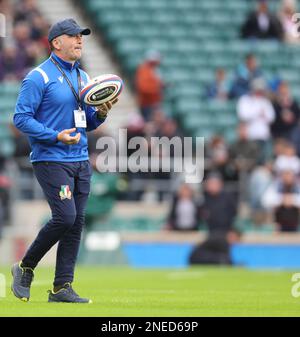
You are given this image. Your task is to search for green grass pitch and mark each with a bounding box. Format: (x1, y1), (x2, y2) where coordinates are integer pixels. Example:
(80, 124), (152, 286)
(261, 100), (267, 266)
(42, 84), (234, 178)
(0, 266), (299, 316)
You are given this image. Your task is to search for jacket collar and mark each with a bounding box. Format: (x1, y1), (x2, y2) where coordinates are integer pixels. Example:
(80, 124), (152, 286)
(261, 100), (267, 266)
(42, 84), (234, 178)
(50, 52), (80, 71)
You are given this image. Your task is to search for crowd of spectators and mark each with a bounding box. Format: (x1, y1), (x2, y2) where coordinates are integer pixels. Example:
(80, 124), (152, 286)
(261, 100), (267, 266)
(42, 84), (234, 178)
(0, 0), (49, 82)
(0, 0), (50, 232)
(198, 0), (300, 234)
(131, 0), (300, 236)
(202, 50), (300, 233)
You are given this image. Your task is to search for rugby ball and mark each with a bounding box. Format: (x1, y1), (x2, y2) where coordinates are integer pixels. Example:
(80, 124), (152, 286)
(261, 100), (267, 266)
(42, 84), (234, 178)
(80, 74), (123, 106)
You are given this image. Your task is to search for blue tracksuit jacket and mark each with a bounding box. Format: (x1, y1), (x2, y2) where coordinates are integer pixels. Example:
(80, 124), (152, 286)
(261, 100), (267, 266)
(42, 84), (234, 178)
(14, 52), (105, 162)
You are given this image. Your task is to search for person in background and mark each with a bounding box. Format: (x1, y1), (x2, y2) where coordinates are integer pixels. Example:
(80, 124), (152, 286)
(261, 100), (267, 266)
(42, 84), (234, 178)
(144, 109), (166, 138)
(135, 50), (164, 121)
(0, 43), (27, 81)
(237, 77), (275, 163)
(278, 0), (299, 44)
(262, 170), (300, 232)
(230, 54), (263, 99)
(166, 184), (200, 231)
(13, 0), (41, 24)
(229, 122), (261, 172)
(290, 121), (300, 157)
(241, 0), (284, 40)
(248, 162), (273, 224)
(13, 21), (36, 70)
(271, 81), (300, 140)
(273, 141), (300, 176)
(203, 68), (231, 101)
(199, 173), (237, 233)
(30, 12), (49, 43)
(205, 135), (238, 182)
(156, 118), (182, 142)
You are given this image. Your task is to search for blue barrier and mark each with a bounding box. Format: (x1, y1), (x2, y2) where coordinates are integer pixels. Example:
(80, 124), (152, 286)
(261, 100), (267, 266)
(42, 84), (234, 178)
(123, 243), (300, 268)
(231, 244), (300, 268)
(123, 243), (193, 268)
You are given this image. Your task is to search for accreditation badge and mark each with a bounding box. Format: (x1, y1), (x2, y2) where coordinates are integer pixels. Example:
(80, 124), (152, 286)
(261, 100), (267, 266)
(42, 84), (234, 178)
(74, 108), (87, 128)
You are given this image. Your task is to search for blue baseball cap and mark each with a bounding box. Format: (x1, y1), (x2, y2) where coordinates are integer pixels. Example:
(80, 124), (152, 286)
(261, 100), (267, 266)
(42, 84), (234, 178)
(48, 18), (91, 42)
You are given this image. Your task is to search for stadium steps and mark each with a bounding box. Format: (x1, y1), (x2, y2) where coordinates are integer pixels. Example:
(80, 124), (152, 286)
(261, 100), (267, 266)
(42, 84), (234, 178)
(36, 0), (139, 136)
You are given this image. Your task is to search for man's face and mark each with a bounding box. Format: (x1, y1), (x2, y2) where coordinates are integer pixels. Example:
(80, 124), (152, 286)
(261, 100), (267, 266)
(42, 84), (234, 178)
(205, 177), (223, 195)
(246, 56), (257, 72)
(238, 123), (248, 140)
(54, 33), (83, 61)
(281, 171), (295, 186)
(278, 82), (290, 97)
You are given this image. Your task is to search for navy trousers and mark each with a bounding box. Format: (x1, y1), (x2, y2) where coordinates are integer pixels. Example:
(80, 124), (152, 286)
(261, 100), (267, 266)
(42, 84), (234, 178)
(22, 161), (91, 286)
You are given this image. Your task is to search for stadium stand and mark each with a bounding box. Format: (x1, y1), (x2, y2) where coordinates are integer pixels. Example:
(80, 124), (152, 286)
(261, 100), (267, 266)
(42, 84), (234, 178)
(82, 0), (300, 143)
(2, 0), (300, 242)
(74, 0), (300, 236)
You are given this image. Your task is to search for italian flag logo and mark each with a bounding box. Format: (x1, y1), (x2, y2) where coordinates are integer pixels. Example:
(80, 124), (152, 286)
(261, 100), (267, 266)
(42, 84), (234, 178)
(59, 185), (72, 200)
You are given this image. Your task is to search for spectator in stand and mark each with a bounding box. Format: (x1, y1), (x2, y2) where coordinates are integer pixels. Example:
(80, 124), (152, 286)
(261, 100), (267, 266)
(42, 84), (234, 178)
(262, 169), (300, 232)
(30, 13), (49, 42)
(271, 81), (300, 140)
(124, 114), (148, 201)
(249, 134), (296, 225)
(248, 162), (273, 224)
(290, 122), (300, 157)
(273, 141), (300, 176)
(237, 77), (275, 163)
(13, 21), (37, 70)
(203, 68), (231, 101)
(278, 0), (299, 44)
(25, 40), (48, 67)
(0, 42), (27, 81)
(205, 135), (238, 182)
(14, 0), (41, 23)
(156, 118), (182, 141)
(230, 54), (263, 99)
(135, 50), (164, 121)
(166, 183), (200, 231)
(149, 118), (183, 199)
(144, 109), (166, 138)
(0, 1), (50, 82)
(248, 138), (292, 210)
(125, 113), (146, 157)
(229, 122), (261, 172)
(241, 0), (284, 41)
(199, 173), (237, 233)
(273, 137), (291, 158)
(29, 13), (51, 55)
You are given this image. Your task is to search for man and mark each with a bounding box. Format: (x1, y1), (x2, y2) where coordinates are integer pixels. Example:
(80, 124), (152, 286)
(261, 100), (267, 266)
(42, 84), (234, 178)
(135, 50), (164, 121)
(237, 77), (275, 163)
(230, 54), (263, 98)
(241, 0), (283, 40)
(229, 122), (261, 172)
(203, 68), (230, 101)
(11, 18), (118, 303)
(199, 173), (237, 233)
(271, 81), (300, 140)
(262, 169), (300, 232)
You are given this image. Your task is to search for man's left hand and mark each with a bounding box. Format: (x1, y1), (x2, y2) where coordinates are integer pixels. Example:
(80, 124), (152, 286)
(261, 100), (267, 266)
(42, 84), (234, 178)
(96, 98), (119, 119)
